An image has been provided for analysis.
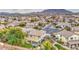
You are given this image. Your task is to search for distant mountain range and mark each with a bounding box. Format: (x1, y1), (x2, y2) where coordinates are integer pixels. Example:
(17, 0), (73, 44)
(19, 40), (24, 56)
(42, 9), (72, 14)
(0, 9), (77, 16)
(0, 12), (24, 16)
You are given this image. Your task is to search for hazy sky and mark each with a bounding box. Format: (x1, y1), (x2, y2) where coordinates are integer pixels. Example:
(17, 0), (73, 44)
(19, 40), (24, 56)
(0, 9), (79, 13)
(68, 9), (79, 13)
(0, 9), (43, 13)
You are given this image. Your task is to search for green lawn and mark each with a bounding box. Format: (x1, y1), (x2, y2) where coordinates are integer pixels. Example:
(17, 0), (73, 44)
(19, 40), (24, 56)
(21, 43), (33, 48)
(52, 46), (56, 50)
(55, 44), (67, 50)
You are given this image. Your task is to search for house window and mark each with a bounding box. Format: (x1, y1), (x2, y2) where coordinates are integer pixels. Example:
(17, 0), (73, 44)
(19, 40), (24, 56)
(53, 35), (55, 38)
(78, 44), (79, 46)
(30, 35), (32, 37)
(60, 35), (62, 37)
(74, 37), (76, 40)
(70, 37), (73, 40)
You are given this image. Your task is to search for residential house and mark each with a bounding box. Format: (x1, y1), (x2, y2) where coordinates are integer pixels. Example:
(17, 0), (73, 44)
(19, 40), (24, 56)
(6, 20), (19, 27)
(26, 22), (38, 28)
(0, 17), (7, 22)
(43, 24), (61, 34)
(56, 22), (71, 29)
(54, 30), (79, 49)
(0, 24), (5, 29)
(54, 30), (79, 41)
(71, 26), (79, 35)
(26, 28), (50, 46)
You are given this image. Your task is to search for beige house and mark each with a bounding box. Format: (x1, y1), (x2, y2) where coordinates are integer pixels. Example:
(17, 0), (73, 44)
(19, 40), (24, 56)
(26, 22), (38, 28)
(6, 20), (19, 27)
(26, 29), (50, 46)
(0, 24), (5, 29)
(54, 30), (79, 48)
(71, 26), (79, 35)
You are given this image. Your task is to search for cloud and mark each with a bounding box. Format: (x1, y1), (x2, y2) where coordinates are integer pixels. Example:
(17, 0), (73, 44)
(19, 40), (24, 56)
(67, 9), (79, 13)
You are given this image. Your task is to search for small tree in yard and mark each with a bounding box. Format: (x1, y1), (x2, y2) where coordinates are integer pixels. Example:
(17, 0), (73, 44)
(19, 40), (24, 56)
(30, 17), (38, 22)
(42, 40), (55, 50)
(64, 26), (71, 31)
(38, 22), (45, 27)
(18, 22), (26, 27)
(33, 26), (41, 30)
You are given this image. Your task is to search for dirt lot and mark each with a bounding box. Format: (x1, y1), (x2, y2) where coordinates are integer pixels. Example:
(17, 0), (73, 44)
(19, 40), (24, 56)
(0, 42), (31, 50)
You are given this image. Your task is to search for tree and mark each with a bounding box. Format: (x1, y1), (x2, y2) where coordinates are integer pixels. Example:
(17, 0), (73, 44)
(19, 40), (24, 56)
(30, 17), (38, 22)
(75, 23), (79, 26)
(18, 22), (26, 27)
(47, 19), (52, 23)
(38, 22), (45, 27)
(6, 27), (26, 46)
(55, 26), (61, 28)
(0, 29), (8, 42)
(33, 26), (41, 30)
(42, 40), (55, 50)
(0, 27), (32, 48)
(0, 31), (5, 41)
(64, 26), (71, 31)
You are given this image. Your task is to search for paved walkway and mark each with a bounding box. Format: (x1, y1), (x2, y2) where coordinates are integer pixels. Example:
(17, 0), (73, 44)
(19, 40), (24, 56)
(52, 40), (70, 50)
(56, 42), (70, 50)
